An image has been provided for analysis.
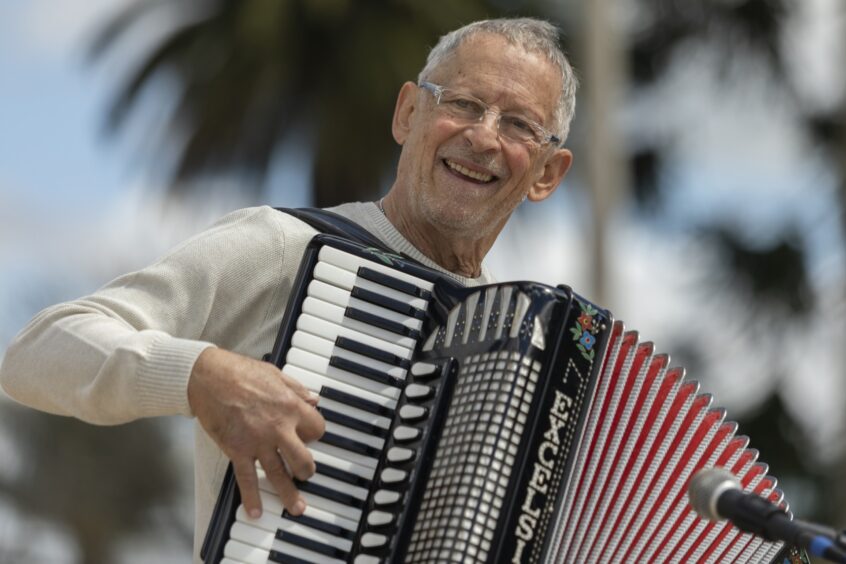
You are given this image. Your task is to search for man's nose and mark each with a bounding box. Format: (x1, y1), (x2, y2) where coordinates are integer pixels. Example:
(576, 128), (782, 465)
(465, 111), (501, 151)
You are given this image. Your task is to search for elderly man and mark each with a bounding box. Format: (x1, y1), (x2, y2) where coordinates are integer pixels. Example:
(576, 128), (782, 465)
(0, 17), (576, 560)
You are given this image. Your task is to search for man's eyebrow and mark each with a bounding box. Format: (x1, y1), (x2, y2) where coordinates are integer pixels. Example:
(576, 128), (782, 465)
(453, 84), (549, 123)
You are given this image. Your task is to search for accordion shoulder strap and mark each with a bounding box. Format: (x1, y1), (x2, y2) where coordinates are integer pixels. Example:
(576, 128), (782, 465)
(276, 206), (391, 252)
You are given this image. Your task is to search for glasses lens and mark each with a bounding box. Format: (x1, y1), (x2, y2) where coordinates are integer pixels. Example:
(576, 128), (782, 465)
(499, 115), (542, 144)
(439, 92), (486, 120)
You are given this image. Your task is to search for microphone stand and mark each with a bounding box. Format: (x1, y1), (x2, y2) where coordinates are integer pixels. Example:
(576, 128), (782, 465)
(717, 488), (843, 561)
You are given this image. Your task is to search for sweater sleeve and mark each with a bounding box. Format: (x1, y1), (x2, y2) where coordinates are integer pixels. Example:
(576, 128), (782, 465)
(0, 206), (296, 424)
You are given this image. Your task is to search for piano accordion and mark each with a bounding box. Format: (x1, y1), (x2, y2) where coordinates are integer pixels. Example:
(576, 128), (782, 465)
(202, 234), (794, 564)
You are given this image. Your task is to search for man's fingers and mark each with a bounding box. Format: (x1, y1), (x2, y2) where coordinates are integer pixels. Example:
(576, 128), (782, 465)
(232, 458), (262, 518)
(277, 431), (316, 481)
(279, 371), (315, 404)
(258, 451), (305, 516)
(297, 402), (326, 442)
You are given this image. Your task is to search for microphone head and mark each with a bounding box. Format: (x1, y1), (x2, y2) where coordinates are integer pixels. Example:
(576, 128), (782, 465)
(688, 467), (741, 521)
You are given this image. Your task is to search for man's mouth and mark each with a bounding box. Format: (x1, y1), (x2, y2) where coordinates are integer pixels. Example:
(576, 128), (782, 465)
(443, 159), (497, 184)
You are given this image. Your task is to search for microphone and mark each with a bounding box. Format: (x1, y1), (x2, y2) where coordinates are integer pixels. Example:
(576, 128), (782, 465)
(688, 467), (846, 563)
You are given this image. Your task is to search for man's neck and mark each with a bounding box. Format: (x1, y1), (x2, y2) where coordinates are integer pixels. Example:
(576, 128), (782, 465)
(380, 196), (496, 278)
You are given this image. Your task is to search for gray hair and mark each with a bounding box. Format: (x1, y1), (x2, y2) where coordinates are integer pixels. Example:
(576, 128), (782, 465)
(418, 18), (579, 144)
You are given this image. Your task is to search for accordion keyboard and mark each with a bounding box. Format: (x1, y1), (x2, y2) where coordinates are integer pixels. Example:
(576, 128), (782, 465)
(221, 244), (437, 564)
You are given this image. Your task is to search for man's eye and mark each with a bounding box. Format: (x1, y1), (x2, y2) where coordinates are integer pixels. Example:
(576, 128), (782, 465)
(448, 97), (483, 114)
(504, 116), (534, 133)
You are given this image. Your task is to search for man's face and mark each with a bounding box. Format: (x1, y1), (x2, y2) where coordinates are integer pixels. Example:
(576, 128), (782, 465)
(391, 33), (572, 238)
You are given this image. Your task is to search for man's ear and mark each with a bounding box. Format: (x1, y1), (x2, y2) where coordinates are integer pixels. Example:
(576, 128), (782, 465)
(527, 148), (574, 202)
(392, 81), (419, 145)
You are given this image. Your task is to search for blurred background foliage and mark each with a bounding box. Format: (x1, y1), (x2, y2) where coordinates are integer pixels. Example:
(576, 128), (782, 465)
(1, 0), (844, 562)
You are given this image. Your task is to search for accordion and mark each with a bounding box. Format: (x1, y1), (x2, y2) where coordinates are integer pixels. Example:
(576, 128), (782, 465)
(201, 234), (795, 563)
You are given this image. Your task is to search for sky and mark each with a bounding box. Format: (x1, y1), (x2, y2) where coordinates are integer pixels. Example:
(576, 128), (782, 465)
(1, 0), (844, 559)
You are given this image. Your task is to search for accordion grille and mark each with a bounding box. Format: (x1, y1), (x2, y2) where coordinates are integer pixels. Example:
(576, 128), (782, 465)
(405, 351), (542, 563)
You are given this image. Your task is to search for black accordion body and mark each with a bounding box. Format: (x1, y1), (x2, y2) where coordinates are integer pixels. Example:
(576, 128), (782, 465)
(202, 234), (794, 564)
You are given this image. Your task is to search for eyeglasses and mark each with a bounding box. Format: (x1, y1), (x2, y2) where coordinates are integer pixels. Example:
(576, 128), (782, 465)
(418, 81), (561, 149)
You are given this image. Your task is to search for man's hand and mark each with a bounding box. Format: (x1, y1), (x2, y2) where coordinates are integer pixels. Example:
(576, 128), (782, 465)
(188, 347), (325, 518)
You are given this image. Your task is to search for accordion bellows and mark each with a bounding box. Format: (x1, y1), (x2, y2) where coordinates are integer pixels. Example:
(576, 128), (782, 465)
(202, 235), (790, 564)
(550, 324), (786, 563)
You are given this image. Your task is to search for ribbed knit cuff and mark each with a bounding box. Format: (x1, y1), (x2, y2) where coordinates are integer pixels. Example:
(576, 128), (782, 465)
(137, 336), (216, 418)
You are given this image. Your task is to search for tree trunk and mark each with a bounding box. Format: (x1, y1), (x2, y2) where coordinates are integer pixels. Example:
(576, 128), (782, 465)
(582, 0), (628, 306)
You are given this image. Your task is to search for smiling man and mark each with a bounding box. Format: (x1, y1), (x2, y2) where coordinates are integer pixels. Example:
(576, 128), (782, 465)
(0, 17), (578, 562)
(384, 24), (575, 277)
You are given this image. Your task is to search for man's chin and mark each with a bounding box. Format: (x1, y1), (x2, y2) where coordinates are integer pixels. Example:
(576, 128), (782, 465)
(424, 206), (497, 238)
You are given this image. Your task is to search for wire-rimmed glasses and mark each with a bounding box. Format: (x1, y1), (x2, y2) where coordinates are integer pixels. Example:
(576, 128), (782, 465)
(418, 81), (561, 149)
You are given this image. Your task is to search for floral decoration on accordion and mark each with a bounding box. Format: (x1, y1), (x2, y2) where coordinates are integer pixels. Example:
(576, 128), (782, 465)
(570, 301), (602, 362)
(363, 247), (405, 266)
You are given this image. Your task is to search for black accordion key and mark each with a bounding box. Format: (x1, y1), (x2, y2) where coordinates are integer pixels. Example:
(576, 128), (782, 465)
(350, 285), (427, 319)
(328, 356), (403, 389)
(357, 266), (432, 300)
(318, 407), (389, 440)
(344, 307), (422, 339)
(321, 431), (382, 459)
(294, 479), (366, 509)
(266, 551), (312, 564)
(273, 530), (348, 560)
(313, 461), (371, 490)
(335, 336), (411, 369)
(282, 510), (356, 541)
(320, 386), (395, 418)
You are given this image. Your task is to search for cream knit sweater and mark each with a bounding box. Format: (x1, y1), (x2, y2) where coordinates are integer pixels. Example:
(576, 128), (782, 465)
(0, 201), (496, 560)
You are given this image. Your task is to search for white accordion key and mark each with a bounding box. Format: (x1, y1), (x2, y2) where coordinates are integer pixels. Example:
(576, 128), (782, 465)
(313, 261), (357, 290)
(298, 313), (412, 360)
(286, 347), (402, 400)
(318, 245), (435, 292)
(223, 538), (272, 564)
(301, 297), (418, 350)
(281, 364), (396, 412)
(229, 521), (276, 550)
(234, 506), (354, 553)
(307, 279), (424, 332)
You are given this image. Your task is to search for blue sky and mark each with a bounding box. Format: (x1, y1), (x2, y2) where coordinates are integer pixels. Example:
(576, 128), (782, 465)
(0, 1), (128, 212)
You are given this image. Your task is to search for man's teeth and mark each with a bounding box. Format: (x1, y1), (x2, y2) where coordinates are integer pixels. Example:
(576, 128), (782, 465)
(446, 159), (493, 182)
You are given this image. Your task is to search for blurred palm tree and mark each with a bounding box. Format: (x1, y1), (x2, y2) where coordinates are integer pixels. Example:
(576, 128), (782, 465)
(89, 0), (520, 206)
(0, 405), (189, 564)
(625, 0), (846, 527)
